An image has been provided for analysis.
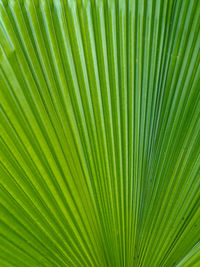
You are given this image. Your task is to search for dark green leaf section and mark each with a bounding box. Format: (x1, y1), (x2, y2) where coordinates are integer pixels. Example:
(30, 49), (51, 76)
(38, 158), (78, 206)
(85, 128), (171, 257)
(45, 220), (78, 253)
(0, 0), (200, 266)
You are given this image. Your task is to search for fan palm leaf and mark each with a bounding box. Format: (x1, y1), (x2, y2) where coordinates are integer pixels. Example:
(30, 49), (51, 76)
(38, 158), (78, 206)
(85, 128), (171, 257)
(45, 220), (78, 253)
(0, 0), (200, 266)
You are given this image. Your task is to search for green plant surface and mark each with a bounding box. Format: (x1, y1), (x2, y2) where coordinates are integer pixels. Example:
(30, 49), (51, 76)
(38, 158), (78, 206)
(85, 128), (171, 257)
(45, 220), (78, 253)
(0, 0), (200, 266)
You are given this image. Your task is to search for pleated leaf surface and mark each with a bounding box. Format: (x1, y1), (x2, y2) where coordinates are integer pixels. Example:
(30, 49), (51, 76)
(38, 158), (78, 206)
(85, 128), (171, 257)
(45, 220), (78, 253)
(0, 0), (200, 266)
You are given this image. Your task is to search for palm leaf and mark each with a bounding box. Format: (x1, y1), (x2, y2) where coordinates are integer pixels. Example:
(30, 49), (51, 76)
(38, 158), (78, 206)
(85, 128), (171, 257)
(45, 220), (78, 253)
(0, 0), (200, 266)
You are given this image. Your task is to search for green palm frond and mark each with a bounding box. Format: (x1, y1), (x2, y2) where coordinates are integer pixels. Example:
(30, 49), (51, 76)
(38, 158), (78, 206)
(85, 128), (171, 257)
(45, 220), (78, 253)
(0, 0), (200, 266)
